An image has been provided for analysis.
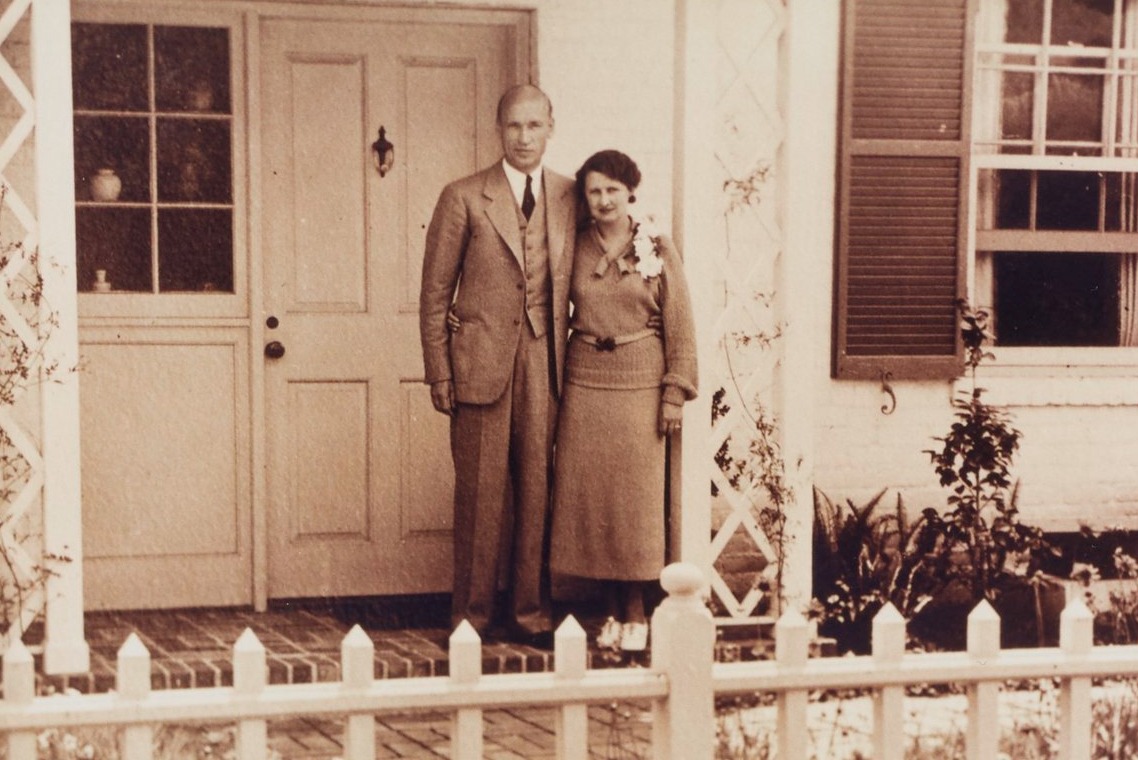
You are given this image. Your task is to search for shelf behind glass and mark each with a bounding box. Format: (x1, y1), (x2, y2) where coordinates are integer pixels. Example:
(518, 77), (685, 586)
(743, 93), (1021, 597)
(76, 207), (153, 293)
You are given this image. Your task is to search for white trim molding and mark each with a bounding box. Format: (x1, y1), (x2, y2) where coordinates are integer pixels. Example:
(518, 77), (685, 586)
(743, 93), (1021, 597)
(33, 0), (89, 675)
(776, 0), (840, 613)
(673, 0), (716, 579)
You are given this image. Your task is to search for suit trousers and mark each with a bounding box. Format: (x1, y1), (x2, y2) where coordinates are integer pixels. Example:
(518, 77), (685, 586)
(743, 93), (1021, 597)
(450, 326), (555, 635)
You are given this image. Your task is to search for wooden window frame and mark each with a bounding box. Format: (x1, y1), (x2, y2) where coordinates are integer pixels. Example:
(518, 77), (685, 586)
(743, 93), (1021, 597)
(72, 5), (246, 322)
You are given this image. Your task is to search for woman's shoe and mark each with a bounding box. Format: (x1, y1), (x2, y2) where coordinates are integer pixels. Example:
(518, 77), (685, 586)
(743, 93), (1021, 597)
(596, 616), (623, 650)
(620, 622), (648, 652)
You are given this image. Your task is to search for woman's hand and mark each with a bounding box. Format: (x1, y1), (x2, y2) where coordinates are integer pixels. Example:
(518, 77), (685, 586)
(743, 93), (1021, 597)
(659, 400), (683, 435)
(447, 306), (462, 333)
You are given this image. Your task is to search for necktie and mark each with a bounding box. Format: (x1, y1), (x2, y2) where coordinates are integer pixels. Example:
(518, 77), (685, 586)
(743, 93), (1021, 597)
(522, 174), (536, 221)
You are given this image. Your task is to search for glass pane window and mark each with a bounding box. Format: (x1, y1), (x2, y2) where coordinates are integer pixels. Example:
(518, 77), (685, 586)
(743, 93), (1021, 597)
(71, 22), (233, 294)
(1049, 0), (1113, 47)
(975, 0), (1136, 156)
(975, 1), (1138, 348)
(977, 169), (1138, 231)
(992, 252), (1121, 346)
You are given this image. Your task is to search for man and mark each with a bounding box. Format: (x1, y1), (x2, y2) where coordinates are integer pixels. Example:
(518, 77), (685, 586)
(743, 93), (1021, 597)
(419, 84), (575, 645)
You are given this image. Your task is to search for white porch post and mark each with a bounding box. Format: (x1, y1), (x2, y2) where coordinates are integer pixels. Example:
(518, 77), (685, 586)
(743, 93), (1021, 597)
(774, 0), (840, 610)
(673, 0), (717, 577)
(33, 0), (89, 675)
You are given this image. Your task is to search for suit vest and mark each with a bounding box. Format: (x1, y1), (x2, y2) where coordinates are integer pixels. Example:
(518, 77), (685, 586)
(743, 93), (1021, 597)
(517, 183), (552, 338)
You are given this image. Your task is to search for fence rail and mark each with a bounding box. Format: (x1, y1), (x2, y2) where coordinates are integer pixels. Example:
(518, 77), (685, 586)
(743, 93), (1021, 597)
(3, 563), (1137, 759)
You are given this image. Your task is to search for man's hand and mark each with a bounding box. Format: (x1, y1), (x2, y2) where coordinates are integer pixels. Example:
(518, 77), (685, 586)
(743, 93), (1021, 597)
(659, 400), (683, 435)
(431, 380), (456, 416)
(447, 306), (462, 333)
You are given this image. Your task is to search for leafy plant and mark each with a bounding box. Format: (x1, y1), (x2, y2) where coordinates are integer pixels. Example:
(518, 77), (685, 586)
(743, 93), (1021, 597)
(0, 193), (71, 643)
(812, 303), (1059, 651)
(812, 488), (915, 652)
(1075, 545), (1138, 645)
(924, 305), (1050, 580)
(921, 302), (1050, 604)
(710, 163), (792, 617)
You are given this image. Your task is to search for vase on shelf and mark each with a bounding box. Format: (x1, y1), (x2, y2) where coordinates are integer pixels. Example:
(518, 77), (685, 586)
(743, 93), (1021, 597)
(90, 168), (122, 202)
(92, 269), (111, 293)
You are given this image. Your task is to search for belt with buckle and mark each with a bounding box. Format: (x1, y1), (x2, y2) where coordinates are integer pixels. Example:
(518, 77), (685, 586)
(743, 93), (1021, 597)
(574, 328), (659, 352)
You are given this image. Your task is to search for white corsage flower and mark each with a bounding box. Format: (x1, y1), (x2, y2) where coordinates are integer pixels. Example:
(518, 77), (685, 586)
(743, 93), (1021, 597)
(631, 215), (664, 280)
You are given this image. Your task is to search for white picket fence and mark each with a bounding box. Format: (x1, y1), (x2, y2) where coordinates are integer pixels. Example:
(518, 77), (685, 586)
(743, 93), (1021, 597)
(1, 562), (1137, 759)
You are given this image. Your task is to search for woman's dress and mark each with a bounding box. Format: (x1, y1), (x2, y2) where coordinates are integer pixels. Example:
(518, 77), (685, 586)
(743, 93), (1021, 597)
(550, 223), (697, 581)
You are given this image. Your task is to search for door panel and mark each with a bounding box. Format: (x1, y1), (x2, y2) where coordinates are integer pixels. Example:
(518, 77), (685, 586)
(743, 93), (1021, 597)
(261, 16), (518, 598)
(401, 60), (479, 309)
(400, 385), (454, 537)
(81, 328), (251, 609)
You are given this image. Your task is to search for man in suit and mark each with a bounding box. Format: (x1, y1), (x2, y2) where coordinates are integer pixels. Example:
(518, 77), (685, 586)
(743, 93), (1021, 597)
(419, 84), (575, 645)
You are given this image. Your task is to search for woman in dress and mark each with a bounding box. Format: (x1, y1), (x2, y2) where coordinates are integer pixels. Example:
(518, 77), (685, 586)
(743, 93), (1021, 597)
(550, 149), (698, 652)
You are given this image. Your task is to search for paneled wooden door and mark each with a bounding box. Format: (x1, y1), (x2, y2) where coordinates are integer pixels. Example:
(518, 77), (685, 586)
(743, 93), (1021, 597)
(260, 12), (524, 598)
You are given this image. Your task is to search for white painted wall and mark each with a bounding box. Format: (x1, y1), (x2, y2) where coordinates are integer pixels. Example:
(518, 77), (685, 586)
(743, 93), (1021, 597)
(463, 0), (677, 227)
(755, 0), (1138, 539)
(813, 377), (1138, 532)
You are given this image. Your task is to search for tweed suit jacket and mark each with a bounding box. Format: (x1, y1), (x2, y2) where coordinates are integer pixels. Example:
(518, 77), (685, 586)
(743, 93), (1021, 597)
(420, 162), (576, 405)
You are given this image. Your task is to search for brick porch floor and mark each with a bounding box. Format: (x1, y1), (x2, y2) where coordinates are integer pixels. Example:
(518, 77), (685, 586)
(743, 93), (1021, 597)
(21, 600), (767, 759)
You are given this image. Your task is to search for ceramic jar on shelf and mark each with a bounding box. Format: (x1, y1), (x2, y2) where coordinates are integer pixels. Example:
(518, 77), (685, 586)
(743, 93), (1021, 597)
(90, 167), (122, 202)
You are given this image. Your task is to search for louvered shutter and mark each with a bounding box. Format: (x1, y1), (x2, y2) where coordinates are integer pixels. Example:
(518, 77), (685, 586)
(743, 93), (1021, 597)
(834, 0), (975, 380)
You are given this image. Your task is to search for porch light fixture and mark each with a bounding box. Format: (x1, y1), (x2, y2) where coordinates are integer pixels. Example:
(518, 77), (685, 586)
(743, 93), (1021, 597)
(371, 125), (395, 177)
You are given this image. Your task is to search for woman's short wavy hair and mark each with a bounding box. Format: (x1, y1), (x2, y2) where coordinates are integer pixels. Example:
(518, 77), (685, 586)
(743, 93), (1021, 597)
(574, 149), (641, 204)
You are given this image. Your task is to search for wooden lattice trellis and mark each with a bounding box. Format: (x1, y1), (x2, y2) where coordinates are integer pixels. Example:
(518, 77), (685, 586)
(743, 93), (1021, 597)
(0, 0), (49, 640)
(707, 0), (789, 623)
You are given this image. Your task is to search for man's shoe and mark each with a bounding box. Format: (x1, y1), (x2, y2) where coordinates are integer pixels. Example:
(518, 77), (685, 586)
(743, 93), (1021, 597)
(620, 622), (648, 652)
(596, 616), (623, 650)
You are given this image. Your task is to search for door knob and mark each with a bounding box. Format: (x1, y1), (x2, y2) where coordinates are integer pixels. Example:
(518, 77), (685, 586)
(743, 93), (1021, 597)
(264, 341), (286, 359)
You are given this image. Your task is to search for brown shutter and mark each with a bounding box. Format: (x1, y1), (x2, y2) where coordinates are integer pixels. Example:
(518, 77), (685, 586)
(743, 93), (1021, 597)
(834, 0), (975, 380)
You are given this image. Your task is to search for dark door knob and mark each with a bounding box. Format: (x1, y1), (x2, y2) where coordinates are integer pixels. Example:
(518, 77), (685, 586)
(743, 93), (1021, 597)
(264, 341), (286, 359)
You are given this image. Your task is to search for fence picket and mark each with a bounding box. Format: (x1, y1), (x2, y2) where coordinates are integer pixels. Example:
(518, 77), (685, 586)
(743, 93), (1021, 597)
(4, 639), (36, 760)
(774, 607), (810, 760)
(872, 603), (906, 760)
(966, 601), (1001, 760)
(651, 562), (715, 760)
(9, 564), (1138, 759)
(449, 620), (483, 760)
(233, 628), (268, 760)
(117, 633), (153, 760)
(553, 615), (588, 760)
(1059, 597), (1094, 760)
(340, 625), (376, 760)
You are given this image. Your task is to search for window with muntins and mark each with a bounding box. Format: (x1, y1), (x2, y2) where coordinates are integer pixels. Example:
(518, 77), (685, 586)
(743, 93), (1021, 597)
(71, 22), (233, 295)
(975, 0), (1138, 347)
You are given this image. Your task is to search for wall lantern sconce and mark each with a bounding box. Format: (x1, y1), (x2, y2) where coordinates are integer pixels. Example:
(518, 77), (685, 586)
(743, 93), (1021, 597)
(371, 125), (395, 177)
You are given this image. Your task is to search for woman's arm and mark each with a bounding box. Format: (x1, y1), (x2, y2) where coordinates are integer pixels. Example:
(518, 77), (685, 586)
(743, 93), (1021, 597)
(657, 235), (698, 405)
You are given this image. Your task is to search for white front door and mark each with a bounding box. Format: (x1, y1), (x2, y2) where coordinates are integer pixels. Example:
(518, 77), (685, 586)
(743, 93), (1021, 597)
(259, 13), (523, 598)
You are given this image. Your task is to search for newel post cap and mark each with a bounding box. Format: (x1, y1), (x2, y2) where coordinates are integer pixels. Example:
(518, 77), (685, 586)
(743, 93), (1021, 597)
(660, 561), (706, 598)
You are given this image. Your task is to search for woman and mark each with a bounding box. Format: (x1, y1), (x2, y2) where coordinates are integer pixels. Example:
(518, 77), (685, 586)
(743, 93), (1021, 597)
(550, 149), (698, 652)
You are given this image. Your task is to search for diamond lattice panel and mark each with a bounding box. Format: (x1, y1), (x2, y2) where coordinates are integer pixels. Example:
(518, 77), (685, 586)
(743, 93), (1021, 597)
(708, 0), (787, 623)
(0, 0), (46, 637)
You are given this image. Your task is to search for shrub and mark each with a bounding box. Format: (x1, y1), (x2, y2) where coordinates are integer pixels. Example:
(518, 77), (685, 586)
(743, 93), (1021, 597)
(813, 303), (1059, 652)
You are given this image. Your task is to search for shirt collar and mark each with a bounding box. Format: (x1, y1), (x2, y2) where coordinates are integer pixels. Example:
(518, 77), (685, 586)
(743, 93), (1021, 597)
(501, 159), (543, 207)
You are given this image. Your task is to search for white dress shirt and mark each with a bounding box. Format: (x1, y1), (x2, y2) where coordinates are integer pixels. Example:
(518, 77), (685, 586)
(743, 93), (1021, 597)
(501, 159), (543, 210)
